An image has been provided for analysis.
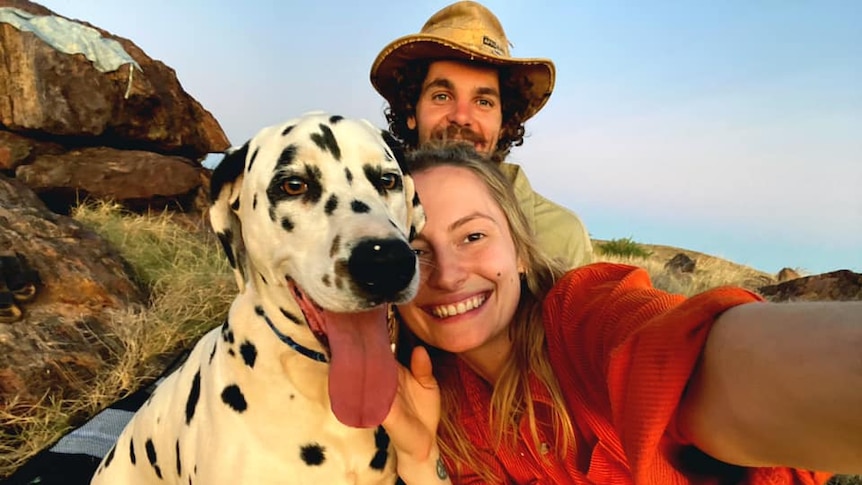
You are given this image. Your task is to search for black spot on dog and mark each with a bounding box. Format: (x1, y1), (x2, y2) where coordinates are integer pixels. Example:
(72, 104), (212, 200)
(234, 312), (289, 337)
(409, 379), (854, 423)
(329, 115), (344, 124)
(145, 438), (163, 479)
(210, 142), (248, 202)
(253, 193), (258, 210)
(240, 340), (257, 368)
(281, 124), (295, 136)
(186, 370), (201, 424)
(228, 348), (236, 357)
(277, 144), (297, 168)
(300, 443), (326, 466)
(324, 194), (338, 215)
(279, 307), (303, 325)
(351, 200), (370, 213)
(345, 167), (353, 184)
(246, 146), (259, 173)
(221, 326), (235, 344)
(254, 306), (264, 316)
(260, 272), (267, 285)
(281, 216), (295, 232)
(104, 444), (115, 468)
(230, 198), (240, 211)
(222, 384), (247, 413)
(310, 124), (341, 160)
(369, 426), (390, 470)
(209, 341), (217, 364)
(176, 439), (182, 476)
(130, 437), (136, 465)
(321, 274), (331, 287)
(330, 235), (341, 258)
(216, 231), (236, 269)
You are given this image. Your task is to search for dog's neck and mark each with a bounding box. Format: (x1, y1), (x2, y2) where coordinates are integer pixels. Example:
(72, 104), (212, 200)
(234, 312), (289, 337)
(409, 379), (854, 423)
(241, 275), (328, 363)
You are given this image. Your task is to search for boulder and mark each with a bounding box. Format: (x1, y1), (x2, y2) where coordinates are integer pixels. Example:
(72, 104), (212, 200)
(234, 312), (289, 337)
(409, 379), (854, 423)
(17, 146), (206, 213)
(0, 0), (230, 159)
(776, 267), (802, 282)
(665, 252), (696, 273)
(758, 270), (862, 302)
(0, 173), (146, 405)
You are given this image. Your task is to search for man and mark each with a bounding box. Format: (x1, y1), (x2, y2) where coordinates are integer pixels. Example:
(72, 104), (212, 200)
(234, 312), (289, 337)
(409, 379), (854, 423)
(3, 3), (591, 483)
(370, 0), (592, 268)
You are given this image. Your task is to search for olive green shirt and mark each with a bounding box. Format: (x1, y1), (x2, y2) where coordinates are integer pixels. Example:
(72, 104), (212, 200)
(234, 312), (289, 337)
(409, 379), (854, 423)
(499, 163), (593, 269)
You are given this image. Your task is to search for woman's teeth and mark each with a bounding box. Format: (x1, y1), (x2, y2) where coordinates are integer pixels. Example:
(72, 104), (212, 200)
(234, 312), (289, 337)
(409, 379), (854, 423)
(431, 294), (486, 318)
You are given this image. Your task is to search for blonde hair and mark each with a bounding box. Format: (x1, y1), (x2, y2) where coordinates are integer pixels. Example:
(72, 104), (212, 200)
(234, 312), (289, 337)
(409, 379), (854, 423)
(402, 143), (575, 483)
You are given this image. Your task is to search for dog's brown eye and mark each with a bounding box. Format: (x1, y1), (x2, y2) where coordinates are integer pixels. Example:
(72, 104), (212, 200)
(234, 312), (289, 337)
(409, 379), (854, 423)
(282, 177), (308, 196)
(380, 173), (399, 190)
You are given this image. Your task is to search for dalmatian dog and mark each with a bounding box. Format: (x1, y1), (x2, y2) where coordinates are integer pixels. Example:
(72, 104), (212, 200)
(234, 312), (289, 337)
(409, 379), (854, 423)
(91, 112), (424, 484)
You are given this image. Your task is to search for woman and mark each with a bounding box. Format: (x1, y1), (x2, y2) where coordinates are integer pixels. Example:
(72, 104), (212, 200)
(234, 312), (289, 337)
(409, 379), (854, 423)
(382, 143), (862, 484)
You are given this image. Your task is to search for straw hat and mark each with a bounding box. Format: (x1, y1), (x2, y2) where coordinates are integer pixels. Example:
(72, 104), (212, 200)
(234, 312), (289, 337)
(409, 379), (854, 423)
(370, 1), (555, 122)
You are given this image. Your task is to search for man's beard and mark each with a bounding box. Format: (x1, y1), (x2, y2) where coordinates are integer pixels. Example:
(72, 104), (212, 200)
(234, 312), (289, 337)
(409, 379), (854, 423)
(430, 124), (486, 146)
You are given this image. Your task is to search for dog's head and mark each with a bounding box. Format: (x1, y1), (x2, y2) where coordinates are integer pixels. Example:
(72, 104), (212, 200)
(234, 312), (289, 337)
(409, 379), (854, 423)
(209, 112), (425, 427)
(210, 112), (424, 309)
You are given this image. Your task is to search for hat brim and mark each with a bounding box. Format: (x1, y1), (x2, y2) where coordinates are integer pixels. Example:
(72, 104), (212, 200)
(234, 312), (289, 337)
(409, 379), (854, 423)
(371, 34), (555, 122)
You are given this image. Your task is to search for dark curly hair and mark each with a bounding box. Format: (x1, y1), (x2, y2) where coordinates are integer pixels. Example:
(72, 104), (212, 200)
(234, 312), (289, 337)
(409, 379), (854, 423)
(382, 60), (533, 163)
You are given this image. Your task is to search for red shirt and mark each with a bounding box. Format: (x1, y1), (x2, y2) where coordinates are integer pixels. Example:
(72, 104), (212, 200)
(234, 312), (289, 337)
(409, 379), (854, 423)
(437, 263), (832, 484)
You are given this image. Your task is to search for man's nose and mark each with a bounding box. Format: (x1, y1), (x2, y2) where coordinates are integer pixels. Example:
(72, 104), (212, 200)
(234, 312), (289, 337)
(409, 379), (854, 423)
(447, 98), (473, 126)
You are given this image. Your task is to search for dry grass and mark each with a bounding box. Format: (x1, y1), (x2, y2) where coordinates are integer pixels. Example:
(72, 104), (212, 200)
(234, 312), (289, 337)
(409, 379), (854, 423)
(0, 202), (234, 478)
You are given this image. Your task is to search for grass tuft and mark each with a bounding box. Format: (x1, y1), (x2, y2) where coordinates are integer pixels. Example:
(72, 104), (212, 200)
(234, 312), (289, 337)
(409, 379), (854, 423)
(596, 237), (653, 259)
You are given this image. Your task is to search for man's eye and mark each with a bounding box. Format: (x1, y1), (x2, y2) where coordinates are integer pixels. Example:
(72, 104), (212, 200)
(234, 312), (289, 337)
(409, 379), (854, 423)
(432, 92), (450, 102)
(282, 177), (308, 196)
(477, 98), (494, 108)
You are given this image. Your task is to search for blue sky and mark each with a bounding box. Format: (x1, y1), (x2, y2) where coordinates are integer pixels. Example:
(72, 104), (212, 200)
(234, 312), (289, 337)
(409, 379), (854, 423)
(36, 1), (862, 274)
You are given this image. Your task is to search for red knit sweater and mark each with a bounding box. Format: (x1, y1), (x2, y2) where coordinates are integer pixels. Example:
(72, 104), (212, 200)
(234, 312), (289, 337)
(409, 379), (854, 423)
(437, 263), (833, 484)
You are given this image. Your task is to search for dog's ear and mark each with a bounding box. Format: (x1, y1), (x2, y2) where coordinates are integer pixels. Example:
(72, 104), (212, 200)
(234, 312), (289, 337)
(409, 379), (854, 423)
(401, 174), (425, 242)
(380, 129), (425, 241)
(380, 130), (407, 173)
(210, 142), (250, 292)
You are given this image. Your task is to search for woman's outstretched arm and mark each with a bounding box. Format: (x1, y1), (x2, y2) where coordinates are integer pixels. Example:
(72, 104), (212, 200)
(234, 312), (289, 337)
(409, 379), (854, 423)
(678, 300), (862, 474)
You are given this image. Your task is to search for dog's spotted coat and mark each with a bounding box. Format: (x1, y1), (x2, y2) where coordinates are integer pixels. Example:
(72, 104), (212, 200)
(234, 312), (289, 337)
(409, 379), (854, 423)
(91, 112), (424, 484)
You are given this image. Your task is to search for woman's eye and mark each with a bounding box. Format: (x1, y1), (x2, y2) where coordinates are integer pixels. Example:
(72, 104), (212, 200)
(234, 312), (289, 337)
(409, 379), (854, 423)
(465, 233), (485, 243)
(282, 177), (308, 196)
(380, 173), (400, 190)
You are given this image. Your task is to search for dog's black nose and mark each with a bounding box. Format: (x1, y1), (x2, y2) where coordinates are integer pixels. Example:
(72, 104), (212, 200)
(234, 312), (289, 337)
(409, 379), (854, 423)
(348, 238), (417, 300)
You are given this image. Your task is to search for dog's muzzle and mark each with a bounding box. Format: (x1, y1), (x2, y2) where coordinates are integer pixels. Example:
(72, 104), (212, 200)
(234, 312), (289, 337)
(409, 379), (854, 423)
(348, 238), (417, 301)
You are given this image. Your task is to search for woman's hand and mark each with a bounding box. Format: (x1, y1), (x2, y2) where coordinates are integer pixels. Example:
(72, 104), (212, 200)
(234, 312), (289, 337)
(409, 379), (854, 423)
(384, 346), (451, 484)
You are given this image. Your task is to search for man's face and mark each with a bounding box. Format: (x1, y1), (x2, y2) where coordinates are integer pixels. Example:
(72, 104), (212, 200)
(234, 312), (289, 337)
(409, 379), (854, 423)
(408, 60), (503, 156)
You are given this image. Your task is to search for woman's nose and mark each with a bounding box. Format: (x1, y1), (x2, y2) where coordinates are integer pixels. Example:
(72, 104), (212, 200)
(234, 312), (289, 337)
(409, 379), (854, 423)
(424, 248), (467, 291)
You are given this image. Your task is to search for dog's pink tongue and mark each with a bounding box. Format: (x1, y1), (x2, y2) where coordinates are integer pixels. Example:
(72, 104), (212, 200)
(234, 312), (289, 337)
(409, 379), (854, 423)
(325, 307), (397, 428)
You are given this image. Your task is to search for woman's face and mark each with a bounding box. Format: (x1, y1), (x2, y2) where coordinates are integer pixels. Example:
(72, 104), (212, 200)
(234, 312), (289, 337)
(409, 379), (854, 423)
(399, 165), (523, 364)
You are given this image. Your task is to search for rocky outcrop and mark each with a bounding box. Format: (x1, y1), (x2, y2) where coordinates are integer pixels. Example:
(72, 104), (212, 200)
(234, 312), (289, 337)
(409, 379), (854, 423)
(1, 0), (230, 214)
(0, 0), (229, 158)
(758, 270), (862, 302)
(0, 174), (146, 405)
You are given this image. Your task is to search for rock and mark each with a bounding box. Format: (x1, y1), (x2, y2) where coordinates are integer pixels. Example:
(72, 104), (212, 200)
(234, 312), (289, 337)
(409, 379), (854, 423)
(758, 270), (862, 302)
(665, 252), (696, 273)
(776, 267), (801, 282)
(0, 173), (146, 405)
(17, 146), (206, 213)
(0, 0), (230, 159)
